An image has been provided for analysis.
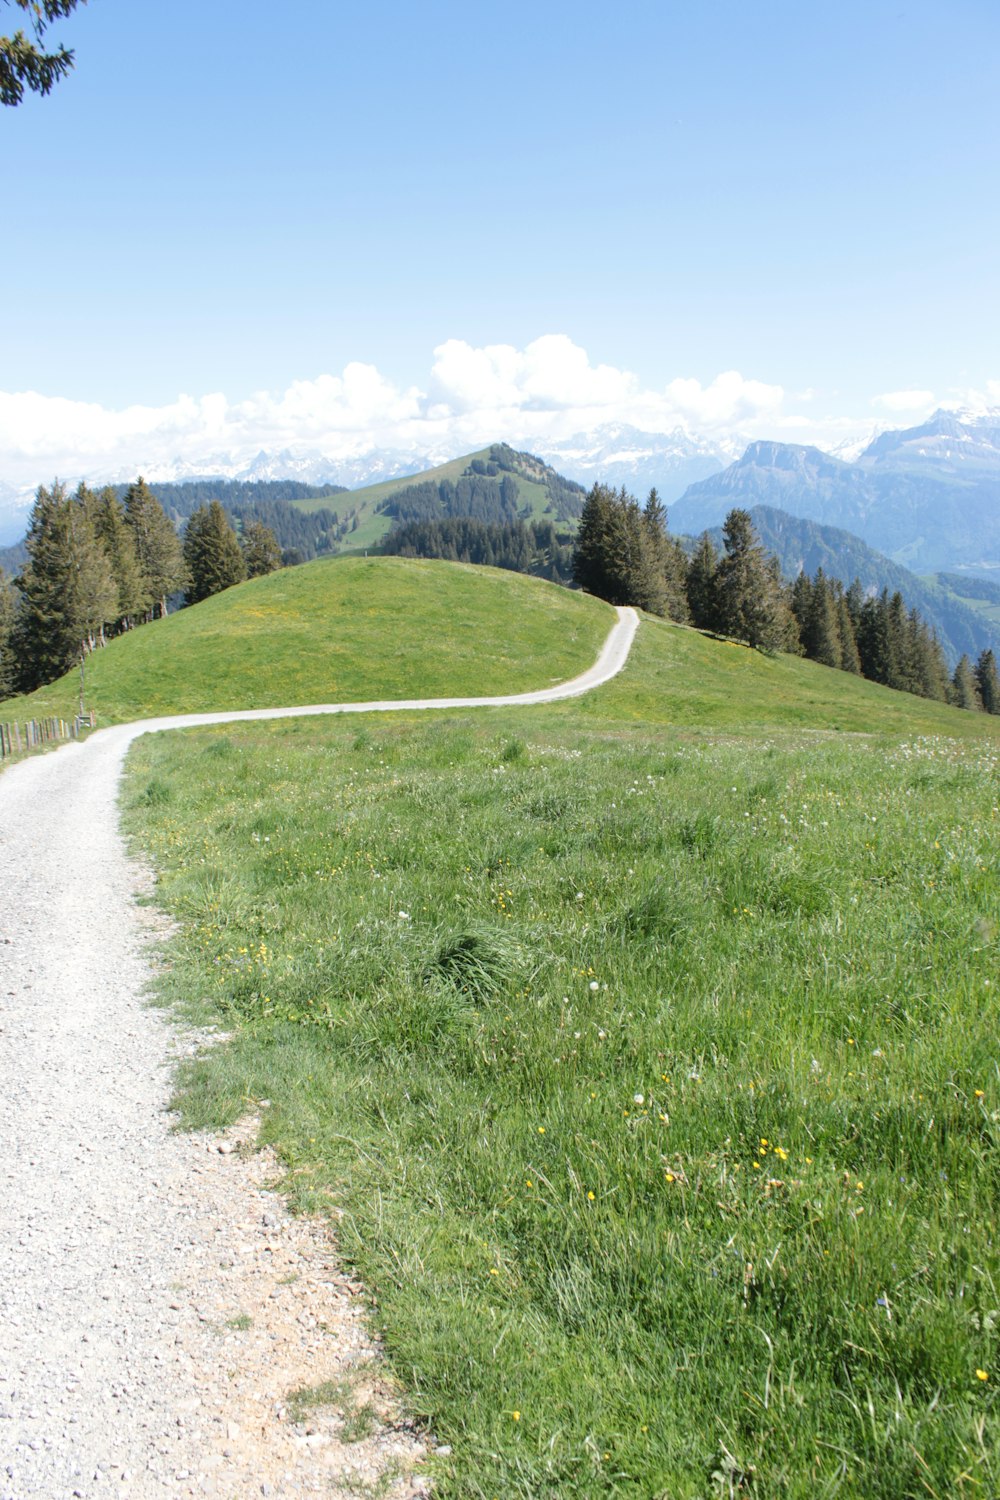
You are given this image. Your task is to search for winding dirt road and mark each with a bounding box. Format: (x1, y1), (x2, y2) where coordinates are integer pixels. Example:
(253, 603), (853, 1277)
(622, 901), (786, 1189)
(0, 606), (638, 1500)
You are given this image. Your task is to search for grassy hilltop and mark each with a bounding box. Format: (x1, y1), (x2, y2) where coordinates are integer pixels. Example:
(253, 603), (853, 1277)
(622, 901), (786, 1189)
(115, 560), (1000, 1498)
(3, 556), (611, 724)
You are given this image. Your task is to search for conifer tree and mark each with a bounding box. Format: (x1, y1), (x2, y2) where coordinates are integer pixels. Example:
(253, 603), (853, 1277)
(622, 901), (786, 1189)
(686, 532), (720, 630)
(907, 609), (950, 703)
(572, 484), (617, 600)
(0, 567), (17, 700)
(92, 486), (147, 629)
(790, 570), (812, 650)
(836, 592), (862, 674)
(716, 509), (785, 650)
(124, 478), (186, 618)
(951, 654), (982, 711)
(15, 483), (79, 689)
(571, 483), (666, 612)
(803, 568), (841, 667)
(66, 497), (117, 652)
(975, 648), (1000, 714)
(183, 500), (246, 605)
(643, 488), (690, 622)
(240, 519), (283, 579)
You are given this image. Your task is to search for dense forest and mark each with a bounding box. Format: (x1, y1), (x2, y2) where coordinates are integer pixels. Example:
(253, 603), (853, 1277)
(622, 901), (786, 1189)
(384, 516), (575, 583)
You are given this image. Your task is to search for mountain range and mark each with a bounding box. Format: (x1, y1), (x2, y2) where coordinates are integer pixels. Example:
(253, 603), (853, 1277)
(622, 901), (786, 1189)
(670, 408), (1000, 575)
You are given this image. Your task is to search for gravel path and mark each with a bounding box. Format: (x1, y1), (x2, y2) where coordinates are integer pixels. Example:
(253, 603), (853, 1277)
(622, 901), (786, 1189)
(0, 606), (638, 1499)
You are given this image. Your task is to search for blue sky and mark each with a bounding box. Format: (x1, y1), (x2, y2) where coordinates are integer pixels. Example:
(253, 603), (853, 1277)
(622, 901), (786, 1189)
(2, 0), (999, 492)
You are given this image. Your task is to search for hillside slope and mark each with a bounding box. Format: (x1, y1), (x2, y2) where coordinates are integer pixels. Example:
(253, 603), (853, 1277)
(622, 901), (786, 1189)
(4, 556), (612, 724)
(291, 444), (586, 553)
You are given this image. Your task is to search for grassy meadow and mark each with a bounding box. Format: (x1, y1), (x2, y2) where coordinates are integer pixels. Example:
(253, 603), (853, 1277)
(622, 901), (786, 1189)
(119, 587), (1000, 1498)
(2, 557), (611, 725)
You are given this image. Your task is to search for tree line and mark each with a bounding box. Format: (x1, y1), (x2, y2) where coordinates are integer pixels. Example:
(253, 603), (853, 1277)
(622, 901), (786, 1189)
(384, 516), (575, 583)
(572, 483), (1000, 714)
(0, 480), (281, 700)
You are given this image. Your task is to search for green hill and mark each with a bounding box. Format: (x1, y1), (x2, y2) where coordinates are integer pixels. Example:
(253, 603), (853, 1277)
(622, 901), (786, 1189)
(2, 556), (612, 724)
(118, 565), (999, 1499)
(292, 443), (587, 554)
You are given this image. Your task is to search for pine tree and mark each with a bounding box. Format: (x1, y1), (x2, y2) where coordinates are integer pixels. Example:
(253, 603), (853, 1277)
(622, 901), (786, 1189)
(907, 610), (950, 702)
(716, 509), (785, 650)
(15, 483), (79, 689)
(835, 592), (862, 674)
(572, 484), (617, 600)
(92, 486), (147, 629)
(643, 488), (690, 623)
(857, 590), (893, 685)
(951, 654), (982, 711)
(183, 500), (247, 605)
(124, 477), (186, 618)
(790, 570), (813, 651)
(66, 498), (117, 652)
(240, 519), (283, 579)
(0, 567), (17, 700)
(686, 532), (720, 630)
(617, 489), (665, 614)
(803, 568), (841, 667)
(975, 649), (1000, 714)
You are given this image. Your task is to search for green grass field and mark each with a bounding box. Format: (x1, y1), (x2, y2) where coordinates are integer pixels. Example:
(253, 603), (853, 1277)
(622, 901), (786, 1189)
(119, 573), (1000, 1498)
(2, 557), (611, 724)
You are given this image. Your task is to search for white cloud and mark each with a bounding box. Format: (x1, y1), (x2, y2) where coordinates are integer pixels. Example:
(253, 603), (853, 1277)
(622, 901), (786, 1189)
(2, 336), (991, 520)
(872, 389), (937, 414)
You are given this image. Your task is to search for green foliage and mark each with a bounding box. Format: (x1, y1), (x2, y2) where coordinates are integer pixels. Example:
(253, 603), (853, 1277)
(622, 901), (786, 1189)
(716, 508), (789, 651)
(91, 485), (147, 629)
(239, 519), (282, 579)
(183, 500), (246, 605)
(0, 0), (82, 106)
(975, 649), (1000, 715)
(13, 480), (116, 691)
(387, 515), (574, 583)
(572, 483), (677, 616)
(124, 477), (186, 619)
(0, 566), (16, 698)
(952, 654), (982, 712)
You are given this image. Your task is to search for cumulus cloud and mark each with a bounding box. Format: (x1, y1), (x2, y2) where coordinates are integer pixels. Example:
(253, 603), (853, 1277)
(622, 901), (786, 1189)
(3, 336), (987, 511)
(872, 389), (937, 414)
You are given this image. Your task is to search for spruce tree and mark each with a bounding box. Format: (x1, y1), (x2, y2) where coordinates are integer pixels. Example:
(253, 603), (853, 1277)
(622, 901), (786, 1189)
(0, 567), (17, 700)
(835, 592), (862, 674)
(15, 483), (79, 689)
(803, 568), (841, 667)
(790, 570), (813, 651)
(686, 532), (720, 630)
(572, 484), (617, 600)
(124, 477), (186, 618)
(643, 488), (690, 623)
(66, 498), (117, 652)
(92, 486), (147, 629)
(975, 648), (1000, 714)
(716, 509), (785, 650)
(240, 519), (283, 579)
(183, 500), (247, 605)
(951, 654), (982, 711)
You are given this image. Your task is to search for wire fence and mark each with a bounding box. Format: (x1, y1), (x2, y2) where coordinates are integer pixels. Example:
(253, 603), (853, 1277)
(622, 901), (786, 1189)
(0, 710), (96, 761)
